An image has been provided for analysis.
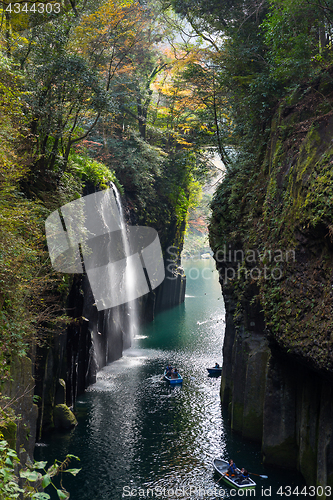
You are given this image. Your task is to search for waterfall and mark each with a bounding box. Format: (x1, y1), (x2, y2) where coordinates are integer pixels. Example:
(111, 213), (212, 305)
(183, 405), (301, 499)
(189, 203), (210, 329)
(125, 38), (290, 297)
(111, 183), (139, 341)
(44, 183), (160, 410)
(90, 184), (138, 371)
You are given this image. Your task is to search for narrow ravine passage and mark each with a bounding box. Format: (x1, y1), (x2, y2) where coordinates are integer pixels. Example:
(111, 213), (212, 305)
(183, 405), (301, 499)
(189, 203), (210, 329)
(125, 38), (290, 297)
(35, 259), (303, 499)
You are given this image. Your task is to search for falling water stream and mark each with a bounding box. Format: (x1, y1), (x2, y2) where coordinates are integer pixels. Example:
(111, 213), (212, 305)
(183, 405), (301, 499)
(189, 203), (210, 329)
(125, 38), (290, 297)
(111, 183), (138, 340)
(91, 185), (139, 369)
(36, 259), (304, 499)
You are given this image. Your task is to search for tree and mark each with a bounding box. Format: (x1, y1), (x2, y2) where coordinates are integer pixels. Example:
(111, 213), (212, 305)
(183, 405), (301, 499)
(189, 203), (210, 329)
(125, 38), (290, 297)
(1, 0), (158, 178)
(263, 0), (333, 84)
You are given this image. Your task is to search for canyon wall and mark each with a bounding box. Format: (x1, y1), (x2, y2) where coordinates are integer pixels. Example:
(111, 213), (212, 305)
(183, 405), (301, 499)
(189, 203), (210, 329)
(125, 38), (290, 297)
(220, 281), (333, 489)
(210, 73), (333, 494)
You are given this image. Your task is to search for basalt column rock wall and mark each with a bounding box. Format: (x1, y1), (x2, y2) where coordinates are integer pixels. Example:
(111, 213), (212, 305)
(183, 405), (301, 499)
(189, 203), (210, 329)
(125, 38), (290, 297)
(220, 291), (333, 489)
(2, 356), (38, 463)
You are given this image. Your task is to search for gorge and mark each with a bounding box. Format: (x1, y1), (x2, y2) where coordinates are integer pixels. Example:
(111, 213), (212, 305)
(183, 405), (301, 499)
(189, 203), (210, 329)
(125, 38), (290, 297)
(35, 259), (305, 500)
(3, 0), (333, 499)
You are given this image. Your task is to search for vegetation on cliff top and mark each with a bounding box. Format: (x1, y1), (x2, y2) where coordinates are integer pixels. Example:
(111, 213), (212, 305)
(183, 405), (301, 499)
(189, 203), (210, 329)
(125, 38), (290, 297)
(167, 0), (333, 371)
(190, 0), (333, 372)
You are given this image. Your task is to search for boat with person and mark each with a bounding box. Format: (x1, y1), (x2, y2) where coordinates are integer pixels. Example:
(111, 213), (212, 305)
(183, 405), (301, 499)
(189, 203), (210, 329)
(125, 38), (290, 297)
(212, 458), (256, 489)
(163, 370), (183, 385)
(207, 367), (222, 376)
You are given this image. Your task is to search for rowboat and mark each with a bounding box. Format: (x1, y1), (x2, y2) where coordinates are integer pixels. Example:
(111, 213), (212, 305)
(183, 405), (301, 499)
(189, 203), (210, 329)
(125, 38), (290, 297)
(207, 367), (222, 376)
(213, 458), (256, 489)
(164, 371), (183, 385)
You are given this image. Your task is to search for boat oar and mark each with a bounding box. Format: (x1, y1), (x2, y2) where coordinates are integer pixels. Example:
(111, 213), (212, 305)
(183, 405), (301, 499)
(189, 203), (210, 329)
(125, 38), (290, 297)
(215, 472), (226, 484)
(249, 472), (268, 479)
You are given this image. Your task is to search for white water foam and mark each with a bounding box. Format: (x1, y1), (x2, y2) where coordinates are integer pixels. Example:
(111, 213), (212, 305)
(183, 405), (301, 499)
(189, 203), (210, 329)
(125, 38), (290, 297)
(197, 317), (225, 325)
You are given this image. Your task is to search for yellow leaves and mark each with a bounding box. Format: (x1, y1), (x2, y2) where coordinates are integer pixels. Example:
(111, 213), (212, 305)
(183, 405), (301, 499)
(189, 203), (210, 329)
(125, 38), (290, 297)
(174, 136), (192, 147)
(199, 123), (209, 131)
(74, 0), (143, 53)
(70, 0), (149, 86)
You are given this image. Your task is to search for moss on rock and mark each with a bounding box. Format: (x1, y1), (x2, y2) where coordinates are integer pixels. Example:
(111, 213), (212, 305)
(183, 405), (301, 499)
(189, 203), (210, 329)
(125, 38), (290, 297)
(53, 404), (77, 430)
(0, 421), (17, 450)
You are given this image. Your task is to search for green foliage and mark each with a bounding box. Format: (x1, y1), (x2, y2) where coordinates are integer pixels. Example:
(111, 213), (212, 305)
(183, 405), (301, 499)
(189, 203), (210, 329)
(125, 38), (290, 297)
(25, 42), (110, 171)
(68, 152), (122, 192)
(97, 132), (164, 199)
(170, 0), (261, 31)
(0, 55), (50, 377)
(0, 437), (80, 500)
(262, 0), (323, 84)
(0, 165), (73, 378)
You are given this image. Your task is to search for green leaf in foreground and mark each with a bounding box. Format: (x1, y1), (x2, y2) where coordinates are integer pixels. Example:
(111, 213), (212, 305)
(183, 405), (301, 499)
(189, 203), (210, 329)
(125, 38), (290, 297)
(34, 461), (48, 470)
(20, 470), (40, 481)
(65, 454), (80, 461)
(63, 468), (81, 476)
(32, 493), (51, 500)
(41, 473), (51, 488)
(57, 489), (70, 499)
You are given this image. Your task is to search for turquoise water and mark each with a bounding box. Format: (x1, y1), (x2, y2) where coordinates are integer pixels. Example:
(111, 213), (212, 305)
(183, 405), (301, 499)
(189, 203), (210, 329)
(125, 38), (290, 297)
(35, 259), (304, 499)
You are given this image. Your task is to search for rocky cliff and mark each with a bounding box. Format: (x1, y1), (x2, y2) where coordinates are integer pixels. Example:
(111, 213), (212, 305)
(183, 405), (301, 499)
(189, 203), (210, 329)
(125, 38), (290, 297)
(219, 280), (333, 488)
(210, 71), (333, 493)
(1, 356), (38, 463)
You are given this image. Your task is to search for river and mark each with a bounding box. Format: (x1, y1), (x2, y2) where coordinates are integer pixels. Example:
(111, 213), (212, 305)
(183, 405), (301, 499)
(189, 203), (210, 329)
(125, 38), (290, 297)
(35, 258), (304, 499)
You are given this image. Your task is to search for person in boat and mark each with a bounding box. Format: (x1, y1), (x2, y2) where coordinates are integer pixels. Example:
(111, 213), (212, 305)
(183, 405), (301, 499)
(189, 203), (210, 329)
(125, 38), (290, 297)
(171, 368), (179, 379)
(240, 468), (249, 478)
(165, 364), (172, 377)
(239, 468), (250, 484)
(215, 363), (220, 368)
(227, 459), (239, 476)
